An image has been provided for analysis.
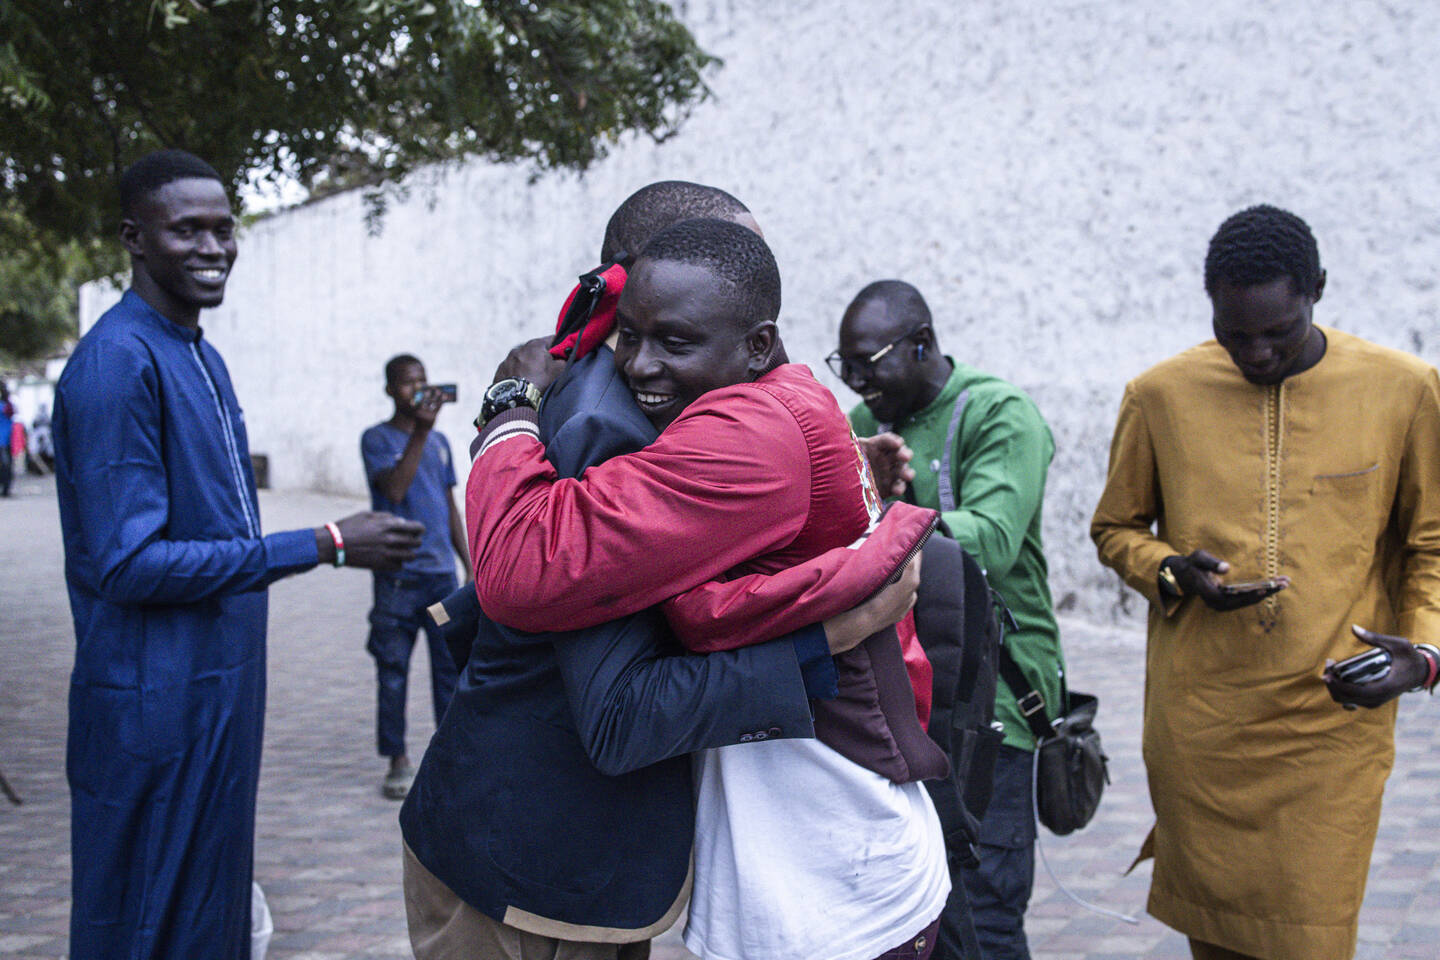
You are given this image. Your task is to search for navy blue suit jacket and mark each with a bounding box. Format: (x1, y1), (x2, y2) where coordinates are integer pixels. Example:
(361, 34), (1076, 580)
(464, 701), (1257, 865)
(400, 346), (822, 937)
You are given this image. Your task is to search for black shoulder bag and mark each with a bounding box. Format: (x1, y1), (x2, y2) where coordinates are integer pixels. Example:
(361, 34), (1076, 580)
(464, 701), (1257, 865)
(996, 649), (1108, 835)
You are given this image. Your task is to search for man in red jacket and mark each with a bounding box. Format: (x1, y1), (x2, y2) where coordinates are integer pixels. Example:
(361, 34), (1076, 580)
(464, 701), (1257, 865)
(470, 217), (950, 960)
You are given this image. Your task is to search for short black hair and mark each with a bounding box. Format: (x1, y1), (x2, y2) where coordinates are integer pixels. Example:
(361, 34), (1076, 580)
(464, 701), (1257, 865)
(1204, 204), (1322, 296)
(119, 149), (225, 219)
(601, 182), (751, 264)
(637, 218), (781, 330)
(847, 279), (933, 332)
(384, 354), (423, 386)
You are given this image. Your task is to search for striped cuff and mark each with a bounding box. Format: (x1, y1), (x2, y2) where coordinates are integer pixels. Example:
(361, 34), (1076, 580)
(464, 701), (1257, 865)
(471, 407), (540, 459)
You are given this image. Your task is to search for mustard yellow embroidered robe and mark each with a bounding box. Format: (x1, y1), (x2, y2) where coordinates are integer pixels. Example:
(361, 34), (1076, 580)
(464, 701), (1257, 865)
(1091, 327), (1440, 960)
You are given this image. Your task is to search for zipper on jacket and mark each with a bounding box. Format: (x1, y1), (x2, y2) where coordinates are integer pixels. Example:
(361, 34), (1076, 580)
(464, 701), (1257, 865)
(876, 507), (941, 593)
(1261, 383), (1284, 631)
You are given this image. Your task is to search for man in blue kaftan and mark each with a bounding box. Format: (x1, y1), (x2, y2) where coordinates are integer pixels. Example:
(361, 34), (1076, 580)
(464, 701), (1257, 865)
(53, 149), (423, 960)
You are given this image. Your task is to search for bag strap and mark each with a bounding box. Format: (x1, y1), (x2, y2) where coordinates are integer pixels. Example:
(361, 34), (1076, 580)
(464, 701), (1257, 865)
(935, 383), (1064, 744)
(1030, 749), (1139, 925)
(937, 388), (970, 513)
(996, 641), (1056, 743)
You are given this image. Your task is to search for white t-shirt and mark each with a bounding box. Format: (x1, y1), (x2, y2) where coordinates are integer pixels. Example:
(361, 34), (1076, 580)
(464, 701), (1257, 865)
(683, 738), (951, 960)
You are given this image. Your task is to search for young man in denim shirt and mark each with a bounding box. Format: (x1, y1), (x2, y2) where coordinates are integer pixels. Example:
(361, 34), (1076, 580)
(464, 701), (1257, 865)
(362, 354), (470, 798)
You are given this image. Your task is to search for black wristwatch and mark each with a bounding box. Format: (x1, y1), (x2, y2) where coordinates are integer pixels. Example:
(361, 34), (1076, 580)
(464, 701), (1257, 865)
(476, 377), (542, 430)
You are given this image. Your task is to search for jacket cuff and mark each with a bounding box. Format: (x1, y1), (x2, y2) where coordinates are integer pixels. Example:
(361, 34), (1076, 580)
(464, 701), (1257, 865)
(471, 407), (540, 459)
(790, 624), (838, 700)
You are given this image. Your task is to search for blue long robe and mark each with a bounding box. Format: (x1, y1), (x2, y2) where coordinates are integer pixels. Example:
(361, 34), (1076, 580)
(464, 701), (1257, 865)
(54, 290), (318, 959)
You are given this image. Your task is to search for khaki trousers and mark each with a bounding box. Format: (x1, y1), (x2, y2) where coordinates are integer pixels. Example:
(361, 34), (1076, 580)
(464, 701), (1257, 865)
(1189, 938), (1265, 960)
(403, 843), (651, 960)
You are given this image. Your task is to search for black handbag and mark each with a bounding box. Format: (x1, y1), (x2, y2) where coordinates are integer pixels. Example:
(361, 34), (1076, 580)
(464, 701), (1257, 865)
(1033, 690), (1107, 835)
(997, 648), (1109, 836)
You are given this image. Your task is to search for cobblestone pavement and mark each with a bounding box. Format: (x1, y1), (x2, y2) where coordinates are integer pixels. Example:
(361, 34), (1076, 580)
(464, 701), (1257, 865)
(2, 473), (1438, 959)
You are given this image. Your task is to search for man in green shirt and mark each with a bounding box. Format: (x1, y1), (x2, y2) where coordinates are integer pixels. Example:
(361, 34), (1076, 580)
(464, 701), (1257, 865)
(834, 279), (1065, 960)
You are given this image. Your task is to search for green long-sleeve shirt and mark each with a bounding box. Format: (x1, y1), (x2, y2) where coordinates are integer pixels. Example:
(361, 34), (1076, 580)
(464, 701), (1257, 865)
(850, 360), (1065, 751)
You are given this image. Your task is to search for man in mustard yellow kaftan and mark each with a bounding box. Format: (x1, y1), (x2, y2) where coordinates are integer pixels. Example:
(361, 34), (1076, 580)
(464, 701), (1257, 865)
(1091, 206), (1440, 960)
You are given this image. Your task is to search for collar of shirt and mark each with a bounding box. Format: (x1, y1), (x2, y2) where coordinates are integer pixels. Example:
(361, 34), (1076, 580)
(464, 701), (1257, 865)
(122, 289), (204, 344)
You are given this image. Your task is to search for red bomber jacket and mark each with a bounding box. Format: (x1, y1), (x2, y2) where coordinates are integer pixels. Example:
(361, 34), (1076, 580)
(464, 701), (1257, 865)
(469, 365), (948, 782)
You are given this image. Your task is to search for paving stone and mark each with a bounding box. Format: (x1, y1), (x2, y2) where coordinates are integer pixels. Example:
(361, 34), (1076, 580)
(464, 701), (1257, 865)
(4, 475), (1440, 959)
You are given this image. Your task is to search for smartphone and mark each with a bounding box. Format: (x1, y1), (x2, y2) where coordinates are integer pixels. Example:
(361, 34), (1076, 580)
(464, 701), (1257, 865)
(419, 383), (458, 404)
(1331, 647), (1391, 684)
(1220, 578), (1286, 597)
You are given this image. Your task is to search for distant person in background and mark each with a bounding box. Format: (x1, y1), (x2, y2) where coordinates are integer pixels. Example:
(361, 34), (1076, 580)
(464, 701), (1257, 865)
(11, 417), (28, 475)
(31, 403), (54, 473)
(53, 148), (423, 960)
(835, 280), (1065, 960)
(361, 354), (469, 799)
(0, 382), (12, 496)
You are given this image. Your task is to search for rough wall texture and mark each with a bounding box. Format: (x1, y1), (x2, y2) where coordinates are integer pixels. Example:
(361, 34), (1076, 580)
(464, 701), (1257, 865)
(81, 0), (1440, 624)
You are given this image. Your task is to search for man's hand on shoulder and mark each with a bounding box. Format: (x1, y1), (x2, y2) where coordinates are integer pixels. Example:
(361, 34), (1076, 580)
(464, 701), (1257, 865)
(315, 511), (424, 571)
(822, 552), (921, 654)
(493, 336), (565, 394)
(1324, 625), (1436, 709)
(1163, 550), (1289, 611)
(857, 432), (915, 498)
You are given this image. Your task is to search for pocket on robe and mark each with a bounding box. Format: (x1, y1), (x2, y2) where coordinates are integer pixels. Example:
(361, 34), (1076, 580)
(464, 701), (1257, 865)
(1310, 463), (1386, 566)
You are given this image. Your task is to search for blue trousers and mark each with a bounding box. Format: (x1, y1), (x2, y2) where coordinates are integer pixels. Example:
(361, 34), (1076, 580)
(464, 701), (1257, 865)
(367, 571), (459, 758)
(961, 744), (1036, 960)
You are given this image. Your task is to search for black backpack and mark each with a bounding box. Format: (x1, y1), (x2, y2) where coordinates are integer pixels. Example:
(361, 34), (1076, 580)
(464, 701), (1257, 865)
(913, 526), (1006, 867)
(912, 526), (1007, 960)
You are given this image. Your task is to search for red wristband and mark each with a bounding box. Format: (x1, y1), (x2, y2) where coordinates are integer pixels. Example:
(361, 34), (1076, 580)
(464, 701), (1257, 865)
(325, 522), (346, 568)
(1419, 645), (1439, 692)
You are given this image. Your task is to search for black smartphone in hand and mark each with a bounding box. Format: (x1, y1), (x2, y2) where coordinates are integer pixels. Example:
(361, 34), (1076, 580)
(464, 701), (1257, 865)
(1220, 578), (1287, 598)
(1331, 647), (1391, 684)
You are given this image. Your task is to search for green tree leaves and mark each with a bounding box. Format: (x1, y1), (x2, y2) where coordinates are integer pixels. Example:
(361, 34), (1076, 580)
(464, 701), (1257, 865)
(0, 0), (717, 360)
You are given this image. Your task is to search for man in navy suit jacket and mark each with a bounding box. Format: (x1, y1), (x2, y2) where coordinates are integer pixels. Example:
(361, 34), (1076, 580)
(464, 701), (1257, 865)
(400, 183), (915, 958)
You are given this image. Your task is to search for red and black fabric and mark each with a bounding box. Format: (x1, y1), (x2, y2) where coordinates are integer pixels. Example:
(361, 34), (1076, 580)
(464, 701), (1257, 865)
(548, 262), (627, 361)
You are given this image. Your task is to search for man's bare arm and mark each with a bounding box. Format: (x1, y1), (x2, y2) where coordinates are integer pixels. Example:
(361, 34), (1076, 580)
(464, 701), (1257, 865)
(446, 487), (471, 581)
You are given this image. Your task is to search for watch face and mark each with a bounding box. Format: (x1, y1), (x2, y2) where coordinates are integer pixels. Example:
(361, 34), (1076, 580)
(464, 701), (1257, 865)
(480, 378), (537, 427)
(489, 379), (523, 406)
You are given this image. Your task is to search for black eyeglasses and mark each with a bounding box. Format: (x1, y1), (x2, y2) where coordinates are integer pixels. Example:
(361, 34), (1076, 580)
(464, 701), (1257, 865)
(825, 326), (929, 380)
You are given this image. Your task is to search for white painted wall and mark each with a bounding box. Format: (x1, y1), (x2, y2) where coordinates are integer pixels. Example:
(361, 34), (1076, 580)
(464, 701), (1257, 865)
(81, 0), (1440, 622)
